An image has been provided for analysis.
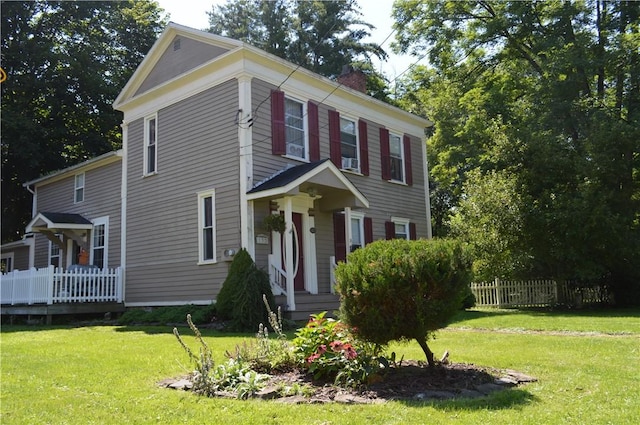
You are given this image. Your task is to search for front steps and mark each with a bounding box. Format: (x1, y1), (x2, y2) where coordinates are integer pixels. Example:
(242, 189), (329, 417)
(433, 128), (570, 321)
(275, 292), (340, 322)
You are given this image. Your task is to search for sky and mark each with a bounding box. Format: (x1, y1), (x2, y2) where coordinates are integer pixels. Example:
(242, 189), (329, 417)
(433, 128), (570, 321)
(155, 0), (419, 81)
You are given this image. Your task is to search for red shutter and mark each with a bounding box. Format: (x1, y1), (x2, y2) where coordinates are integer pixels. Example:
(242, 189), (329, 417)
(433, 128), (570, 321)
(329, 110), (342, 167)
(380, 128), (391, 180)
(359, 120), (369, 175)
(385, 221), (395, 240)
(364, 217), (373, 245)
(404, 135), (413, 186)
(333, 212), (347, 262)
(409, 222), (417, 240)
(271, 90), (285, 155)
(308, 101), (320, 161)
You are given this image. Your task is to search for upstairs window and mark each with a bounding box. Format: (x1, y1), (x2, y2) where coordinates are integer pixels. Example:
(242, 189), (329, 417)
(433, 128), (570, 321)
(144, 114), (158, 175)
(284, 98), (306, 159)
(340, 117), (359, 172)
(198, 190), (216, 264)
(389, 133), (404, 182)
(74, 173), (85, 203)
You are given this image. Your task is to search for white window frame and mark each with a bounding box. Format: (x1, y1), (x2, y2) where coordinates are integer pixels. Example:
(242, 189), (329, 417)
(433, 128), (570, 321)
(48, 235), (62, 268)
(389, 132), (405, 183)
(74, 172), (85, 203)
(349, 211), (365, 252)
(1, 252), (14, 273)
(91, 216), (109, 269)
(198, 189), (217, 264)
(144, 113), (158, 176)
(391, 216), (410, 240)
(284, 96), (308, 160)
(340, 116), (360, 173)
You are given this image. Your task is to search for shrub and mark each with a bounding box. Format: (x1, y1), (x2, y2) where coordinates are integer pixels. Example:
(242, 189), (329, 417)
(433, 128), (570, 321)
(216, 249), (275, 331)
(335, 238), (472, 366)
(292, 312), (385, 388)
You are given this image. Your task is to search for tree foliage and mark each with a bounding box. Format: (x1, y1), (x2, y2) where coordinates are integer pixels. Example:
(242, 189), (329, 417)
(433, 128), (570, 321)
(207, 0), (390, 99)
(335, 238), (472, 366)
(1, 0), (165, 242)
(393, 0), (640, 304)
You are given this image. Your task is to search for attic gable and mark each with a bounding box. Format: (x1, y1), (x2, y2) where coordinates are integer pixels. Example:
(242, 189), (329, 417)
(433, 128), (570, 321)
(114, 23), (243, 109)
(134, 35), (230, 97)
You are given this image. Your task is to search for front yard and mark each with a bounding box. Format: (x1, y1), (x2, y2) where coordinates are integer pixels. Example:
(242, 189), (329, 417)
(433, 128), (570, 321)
(1, 308), (638, 424)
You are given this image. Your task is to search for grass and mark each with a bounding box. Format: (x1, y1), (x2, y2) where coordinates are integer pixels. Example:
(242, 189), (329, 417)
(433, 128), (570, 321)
(1, 308), (639, 424)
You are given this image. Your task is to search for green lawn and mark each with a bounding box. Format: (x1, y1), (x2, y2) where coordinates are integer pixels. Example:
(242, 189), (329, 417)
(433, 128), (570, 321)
(1, 308), (639, 424)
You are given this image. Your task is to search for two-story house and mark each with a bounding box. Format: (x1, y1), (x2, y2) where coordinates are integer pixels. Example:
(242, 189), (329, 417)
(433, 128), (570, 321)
(2, 23), (432, 320)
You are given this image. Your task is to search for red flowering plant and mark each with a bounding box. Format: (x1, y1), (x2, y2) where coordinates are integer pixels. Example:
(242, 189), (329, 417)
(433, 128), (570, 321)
(292, 312), (386, 388)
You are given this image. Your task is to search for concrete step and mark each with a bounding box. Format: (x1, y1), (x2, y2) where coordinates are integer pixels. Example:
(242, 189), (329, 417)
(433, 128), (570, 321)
(274, 292), (340, 322)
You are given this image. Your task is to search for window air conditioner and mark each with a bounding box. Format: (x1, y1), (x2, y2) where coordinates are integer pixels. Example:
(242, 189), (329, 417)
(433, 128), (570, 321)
(341, 157), (359, 170)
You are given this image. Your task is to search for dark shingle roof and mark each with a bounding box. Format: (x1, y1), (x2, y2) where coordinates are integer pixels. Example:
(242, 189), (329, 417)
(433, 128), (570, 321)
(40, 212), (92, 225)
(248, 159), (330, 194)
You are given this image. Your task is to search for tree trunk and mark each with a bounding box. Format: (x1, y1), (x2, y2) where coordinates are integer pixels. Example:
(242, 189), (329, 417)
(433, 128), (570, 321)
(416, 337), (436, 367)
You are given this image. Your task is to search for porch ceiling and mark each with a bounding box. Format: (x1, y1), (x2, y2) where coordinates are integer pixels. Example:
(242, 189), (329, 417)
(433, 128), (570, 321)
(247, 159), (369, 211)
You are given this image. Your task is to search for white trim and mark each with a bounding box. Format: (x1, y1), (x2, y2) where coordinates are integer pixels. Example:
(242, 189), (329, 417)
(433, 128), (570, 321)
(143, 113), (158, 176)
(91, 216), (109, 268)
(24, 150), (122, 188)
(238, 76), (253, 257)
(26, 213), (93, 233)
(124, 300), (214, 308)
(349, 210), (366, 251)
(423, 135), (433, 238)
(74, 172), (85, 203)
(197, 189), (217, 264)
(120, 121), (129, 299)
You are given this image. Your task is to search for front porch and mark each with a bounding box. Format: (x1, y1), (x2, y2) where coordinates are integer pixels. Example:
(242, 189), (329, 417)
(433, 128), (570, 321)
(0, 265), (124, 323)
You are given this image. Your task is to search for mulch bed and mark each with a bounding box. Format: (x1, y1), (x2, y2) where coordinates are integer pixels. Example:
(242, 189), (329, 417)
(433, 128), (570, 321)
(160, 360), (537, 404)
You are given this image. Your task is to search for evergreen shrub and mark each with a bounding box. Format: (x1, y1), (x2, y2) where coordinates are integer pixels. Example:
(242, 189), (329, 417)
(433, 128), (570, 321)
(335, 238), (472, 365)
(216, 248), (275, 331)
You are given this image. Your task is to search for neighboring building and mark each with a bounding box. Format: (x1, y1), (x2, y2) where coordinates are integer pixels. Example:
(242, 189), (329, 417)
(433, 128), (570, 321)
(2, 23), (432, 318)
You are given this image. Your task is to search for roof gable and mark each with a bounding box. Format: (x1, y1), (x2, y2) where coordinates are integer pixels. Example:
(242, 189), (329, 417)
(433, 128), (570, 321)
(114, 23), (243, 109)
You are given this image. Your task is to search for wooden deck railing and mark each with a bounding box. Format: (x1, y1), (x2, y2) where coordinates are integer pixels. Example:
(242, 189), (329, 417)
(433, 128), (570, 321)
(1, 265), (123, 305)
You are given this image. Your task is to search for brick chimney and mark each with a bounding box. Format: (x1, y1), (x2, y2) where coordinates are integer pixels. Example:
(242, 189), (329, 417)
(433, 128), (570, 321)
(337, 65), (367, 93)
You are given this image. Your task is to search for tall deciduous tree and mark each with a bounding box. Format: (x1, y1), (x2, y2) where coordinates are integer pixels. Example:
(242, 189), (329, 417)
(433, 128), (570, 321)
(207, 0), (389, 96)
(393, 0), (640, 304)
(1, 0), (165, 243)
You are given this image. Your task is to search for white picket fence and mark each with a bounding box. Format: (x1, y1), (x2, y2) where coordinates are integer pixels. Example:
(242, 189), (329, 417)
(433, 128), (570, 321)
(0, 265), (123, 305)
(470, 278), (610, 308)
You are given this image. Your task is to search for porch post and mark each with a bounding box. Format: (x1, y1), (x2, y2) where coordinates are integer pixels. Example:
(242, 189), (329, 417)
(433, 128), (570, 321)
(283, 197), (296, 311)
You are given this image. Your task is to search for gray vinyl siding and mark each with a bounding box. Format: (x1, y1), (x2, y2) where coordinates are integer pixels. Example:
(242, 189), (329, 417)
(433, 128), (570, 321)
(250, 78), (429, 294)
(135, 36), (230, 97)
(32, 160), (122, 269)
(1, 244), (30, 271)
(125, 79), (240, 304)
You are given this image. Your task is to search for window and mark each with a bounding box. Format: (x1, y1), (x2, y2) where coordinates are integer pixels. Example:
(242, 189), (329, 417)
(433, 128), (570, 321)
(91, 217), (108, 269)
(75, 173), (85, 203)
(1, 253), (14, 273)
(350, 212), (364, 252)
(386, 217), (417, 240)
(49, 236), (62, 268)
(285, 98), (306, 159)
(198, 190), (216, 263)
(389, 133), (404, 182)
(340, 117), (359, 172)
(144, 114), (158, 175)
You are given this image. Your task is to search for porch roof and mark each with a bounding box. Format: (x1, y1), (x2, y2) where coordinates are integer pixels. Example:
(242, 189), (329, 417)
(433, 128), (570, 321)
(26, 212), (93, 233)
(247, 159), (369, 210)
